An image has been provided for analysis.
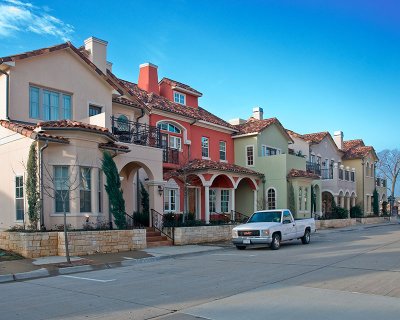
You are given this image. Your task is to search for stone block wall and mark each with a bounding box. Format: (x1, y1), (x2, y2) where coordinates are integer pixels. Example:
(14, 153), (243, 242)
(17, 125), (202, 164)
(168, 225), (235, 245)
(0, 229), (146, 258)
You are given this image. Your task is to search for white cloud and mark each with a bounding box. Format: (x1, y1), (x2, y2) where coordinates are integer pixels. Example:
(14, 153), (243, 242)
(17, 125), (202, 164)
(0, 1), (74, 41)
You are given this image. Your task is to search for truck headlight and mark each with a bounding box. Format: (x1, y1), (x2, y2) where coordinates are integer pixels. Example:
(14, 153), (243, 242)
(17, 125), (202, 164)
(261, 229), (270, 236)
(232, 230), (238, 238)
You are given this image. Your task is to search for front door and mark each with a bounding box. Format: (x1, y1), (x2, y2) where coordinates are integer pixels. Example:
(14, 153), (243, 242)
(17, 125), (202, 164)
(187, 187), (199, 219)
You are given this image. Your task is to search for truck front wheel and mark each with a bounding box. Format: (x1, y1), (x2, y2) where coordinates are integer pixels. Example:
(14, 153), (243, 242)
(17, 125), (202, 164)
(270, 233), (281, 250)
(236, 245), (246, 250)
(301, 229), (311, 244)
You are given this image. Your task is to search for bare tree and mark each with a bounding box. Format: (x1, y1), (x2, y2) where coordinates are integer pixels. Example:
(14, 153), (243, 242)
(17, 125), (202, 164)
(42, 162), (82, 264)
(377, 149), (400, 197)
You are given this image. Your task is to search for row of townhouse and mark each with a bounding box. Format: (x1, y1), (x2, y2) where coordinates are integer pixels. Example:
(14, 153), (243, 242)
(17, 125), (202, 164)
(0, 37), (387, 231)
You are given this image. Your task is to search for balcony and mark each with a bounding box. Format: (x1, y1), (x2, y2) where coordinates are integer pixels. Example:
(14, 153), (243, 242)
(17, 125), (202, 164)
(306, 161), (321, 175)
(163, 147), (179, 164)
(111, 116), (163, 148)
(321, 168), (333, 180)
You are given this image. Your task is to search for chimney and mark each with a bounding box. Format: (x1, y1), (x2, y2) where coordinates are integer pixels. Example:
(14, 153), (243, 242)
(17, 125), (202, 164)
(252, 107), (263, 120)
(334, 131), (344, 149)
(138, 63), (159, 94)
(228, 118), (246, 125)
(84, 37), (108, 74)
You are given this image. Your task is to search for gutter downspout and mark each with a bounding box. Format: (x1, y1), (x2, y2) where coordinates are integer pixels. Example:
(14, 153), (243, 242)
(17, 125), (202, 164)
(136, 108), (145, 213)
(39, 140), (49, 230)
(0, 68), (10, 120)
(362, 158), (365, 215)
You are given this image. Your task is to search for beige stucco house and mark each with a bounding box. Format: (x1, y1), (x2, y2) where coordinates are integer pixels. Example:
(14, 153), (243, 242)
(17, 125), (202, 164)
(0, 37), (165, 231)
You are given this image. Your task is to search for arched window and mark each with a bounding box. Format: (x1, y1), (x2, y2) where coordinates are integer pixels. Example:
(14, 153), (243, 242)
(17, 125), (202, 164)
(157, 121), (182, 150)
(370, 164), (374, 177)
(267, 188), (276, 209)
(366, 162), (370, 177)
(117, 115), (129, 132)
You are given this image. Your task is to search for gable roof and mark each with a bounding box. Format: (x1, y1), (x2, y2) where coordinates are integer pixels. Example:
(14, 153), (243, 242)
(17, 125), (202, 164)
(287, 169), (320, 180)
(343, 139), (365, 152)
(0, 41), (147, 110)
(120, 80), (236, 131)
(343, 145), (378, 161)
(159, 77), (202, 97)
(300, 131), (330, 144)
(234, 117), (293, 143)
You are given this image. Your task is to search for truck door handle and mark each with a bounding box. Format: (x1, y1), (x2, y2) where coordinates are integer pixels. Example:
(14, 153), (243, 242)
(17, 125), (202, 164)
(293, 224), (295, 226)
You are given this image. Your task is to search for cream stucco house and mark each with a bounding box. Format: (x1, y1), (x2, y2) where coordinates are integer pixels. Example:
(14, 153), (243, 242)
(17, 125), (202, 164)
(0, 37), (165, 231)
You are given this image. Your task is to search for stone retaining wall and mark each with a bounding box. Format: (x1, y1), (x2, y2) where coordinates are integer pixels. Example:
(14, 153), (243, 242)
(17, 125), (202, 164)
(165, 225), (235, 245)
(316, 217), (390, 229)
(0, 230), (146, 258)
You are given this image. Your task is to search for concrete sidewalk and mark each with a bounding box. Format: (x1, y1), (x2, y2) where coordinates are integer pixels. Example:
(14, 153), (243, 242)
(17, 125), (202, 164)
(1, 221), (397, 283)
(0, 245), (225, 283)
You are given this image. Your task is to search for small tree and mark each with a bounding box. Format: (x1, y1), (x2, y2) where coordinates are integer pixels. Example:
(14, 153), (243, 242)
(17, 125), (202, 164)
(373, 188), (380, 216)
(288, 182), (296, 215)
(102, 152), (126, 229)
(140, 182), (150, 215)
(26, 143), (40, 229)
(377, 149), (400, 198)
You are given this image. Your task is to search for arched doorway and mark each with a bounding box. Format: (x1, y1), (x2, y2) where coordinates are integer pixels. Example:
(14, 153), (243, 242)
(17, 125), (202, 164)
(322, 191), (334, 218)
(235, 177), (258, 219)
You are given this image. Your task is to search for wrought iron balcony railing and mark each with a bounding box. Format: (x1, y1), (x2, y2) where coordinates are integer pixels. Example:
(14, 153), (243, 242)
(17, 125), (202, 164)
(306, 161), (321, 175)
(111, 116), (163, 148)
(163, 147), (179, 164)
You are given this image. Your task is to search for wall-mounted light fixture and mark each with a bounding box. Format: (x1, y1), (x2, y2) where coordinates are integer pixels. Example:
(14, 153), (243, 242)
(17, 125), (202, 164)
(158, 185), (164, 196)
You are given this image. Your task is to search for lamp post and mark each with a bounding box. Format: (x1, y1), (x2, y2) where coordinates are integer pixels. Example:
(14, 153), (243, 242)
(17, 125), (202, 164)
(388, 195), (395, 216)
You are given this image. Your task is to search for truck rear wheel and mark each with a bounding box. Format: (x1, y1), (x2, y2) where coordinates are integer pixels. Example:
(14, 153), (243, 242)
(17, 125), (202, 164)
(301, 229), (311, 244)
(270, 233), (281, 250)
(236, 245), (246, 250)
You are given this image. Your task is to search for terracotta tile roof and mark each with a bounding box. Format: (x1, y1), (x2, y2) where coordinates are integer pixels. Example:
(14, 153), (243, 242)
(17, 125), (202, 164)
(168, 159), (264, 177)
(300, 131), (330, 144)
(160, 77), (202, 97)
(38, 120), (115, 140)
(98, 142), (129, 152)
(285, 129), (303, 139)
(120, 80), (236, 130)
(0, 120), (68, 143)
(235, 117), (278, 134)
(342, 139), (364, 152)
(287, 169), (320, 179)
(343, 145), (377, 160)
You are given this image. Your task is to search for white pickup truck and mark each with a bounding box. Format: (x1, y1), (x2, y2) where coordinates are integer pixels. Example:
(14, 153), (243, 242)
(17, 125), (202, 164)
(232, 209), (316, 250)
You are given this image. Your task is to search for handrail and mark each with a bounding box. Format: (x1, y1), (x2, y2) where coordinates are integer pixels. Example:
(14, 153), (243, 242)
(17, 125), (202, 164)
(231, 210), (250, 223)
(151, 209), (174, 243)
(124, 212), (135, 229)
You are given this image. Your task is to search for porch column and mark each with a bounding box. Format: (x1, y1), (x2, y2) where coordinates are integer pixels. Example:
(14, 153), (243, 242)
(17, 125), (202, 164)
(346, 197), (350, 211)
(91, 167), (99, 214)
(145, 180), (165, 227)
(231, 188), (235, 221)
(352, 197), (356, 207)
(253, 189), (258, 212)
(204, 185), (210, 224)
(334, 196), (339, 207)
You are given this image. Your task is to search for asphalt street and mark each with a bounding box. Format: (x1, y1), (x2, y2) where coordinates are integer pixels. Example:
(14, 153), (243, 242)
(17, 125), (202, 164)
(1, 224), (399, 320)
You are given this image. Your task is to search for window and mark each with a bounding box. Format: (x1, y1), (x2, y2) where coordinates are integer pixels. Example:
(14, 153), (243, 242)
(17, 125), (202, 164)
(221, 190), (229, 212)
(339, 167), (344, 180)
(298, 187), (302, 211)
(209, 189), (216, 212)
(345, 170), (350, 181)
(15, 176), (24, 221)
(267, 189), (276, 209)
(169, 136), (182, 150)
(351, 171), (355, 182)
(310, 154), (315, 163)
(80, 167), (91, 213)
(89, 105), (102, 117)
(29, 86), (72, 120)
(98, 170), (102, 213)
(54, 166), (69, 213)
(117, 115), (129, 132)
(158, 122), (181, 133)
(317, 156), (321, 166)
(219, 141), (226, 161)
(164, 188), (177, 212)
(202, 137), (209, 158)
(246, 146), (254, 166)
(261, 145), (280, 157)
(304, 187), (308, 210)
(173, 92), (185, 105)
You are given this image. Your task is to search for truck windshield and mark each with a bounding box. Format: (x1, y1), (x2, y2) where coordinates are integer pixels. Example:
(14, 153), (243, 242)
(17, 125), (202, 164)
(248, 211), (281, 223)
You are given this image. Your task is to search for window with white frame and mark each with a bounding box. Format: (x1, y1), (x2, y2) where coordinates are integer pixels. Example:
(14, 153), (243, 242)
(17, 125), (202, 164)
(219, 141), (226, 161)
(15, 176), (24, 221)
(298, 187), (303, 211)
(310, 154), (315, 163)
(209, 189), (216, 212)
(54, 166), (70, 213)
(202, 137), (209, 158)
(158, 122), (183, 151)
(173, 92), (185, 105)
(89, 105), (102, 117)
(80, 167), (92, 213)
(304, 187), (308, 210)
(267, 188), (276, 209)
(29, 86), (72, 120)
(164, 188), (177, 212)
(246, 146), (254, 166)
(169, 136), (182, 150)
(261, 145), (280, 157)
(221, 190), (230, 212)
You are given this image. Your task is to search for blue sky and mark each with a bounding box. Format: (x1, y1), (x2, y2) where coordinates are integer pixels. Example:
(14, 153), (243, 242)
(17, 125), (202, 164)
(0, 0), (399, 152)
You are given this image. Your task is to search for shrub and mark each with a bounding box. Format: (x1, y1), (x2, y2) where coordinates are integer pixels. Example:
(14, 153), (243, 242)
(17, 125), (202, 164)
(350, 205), (363, 218)
(133, 211), (149, 227)
(333, 207), (349, 219)
(382, 201), (388, 215)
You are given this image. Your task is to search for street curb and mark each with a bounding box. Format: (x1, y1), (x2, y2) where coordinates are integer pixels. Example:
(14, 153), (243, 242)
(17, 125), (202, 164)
(0, 274), (14, 283)
(58, 265), (94, 274)
(14, 268), (50, 280)
(120, 256), (161, 266)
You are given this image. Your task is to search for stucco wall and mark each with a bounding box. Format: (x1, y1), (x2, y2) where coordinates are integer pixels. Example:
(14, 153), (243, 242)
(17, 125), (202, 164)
(8, 50), (113, 129)
(0, 71), (7, 120)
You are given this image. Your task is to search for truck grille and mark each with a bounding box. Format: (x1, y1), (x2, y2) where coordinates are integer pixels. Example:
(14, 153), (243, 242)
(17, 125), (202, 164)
(238, 230), (260, 237)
